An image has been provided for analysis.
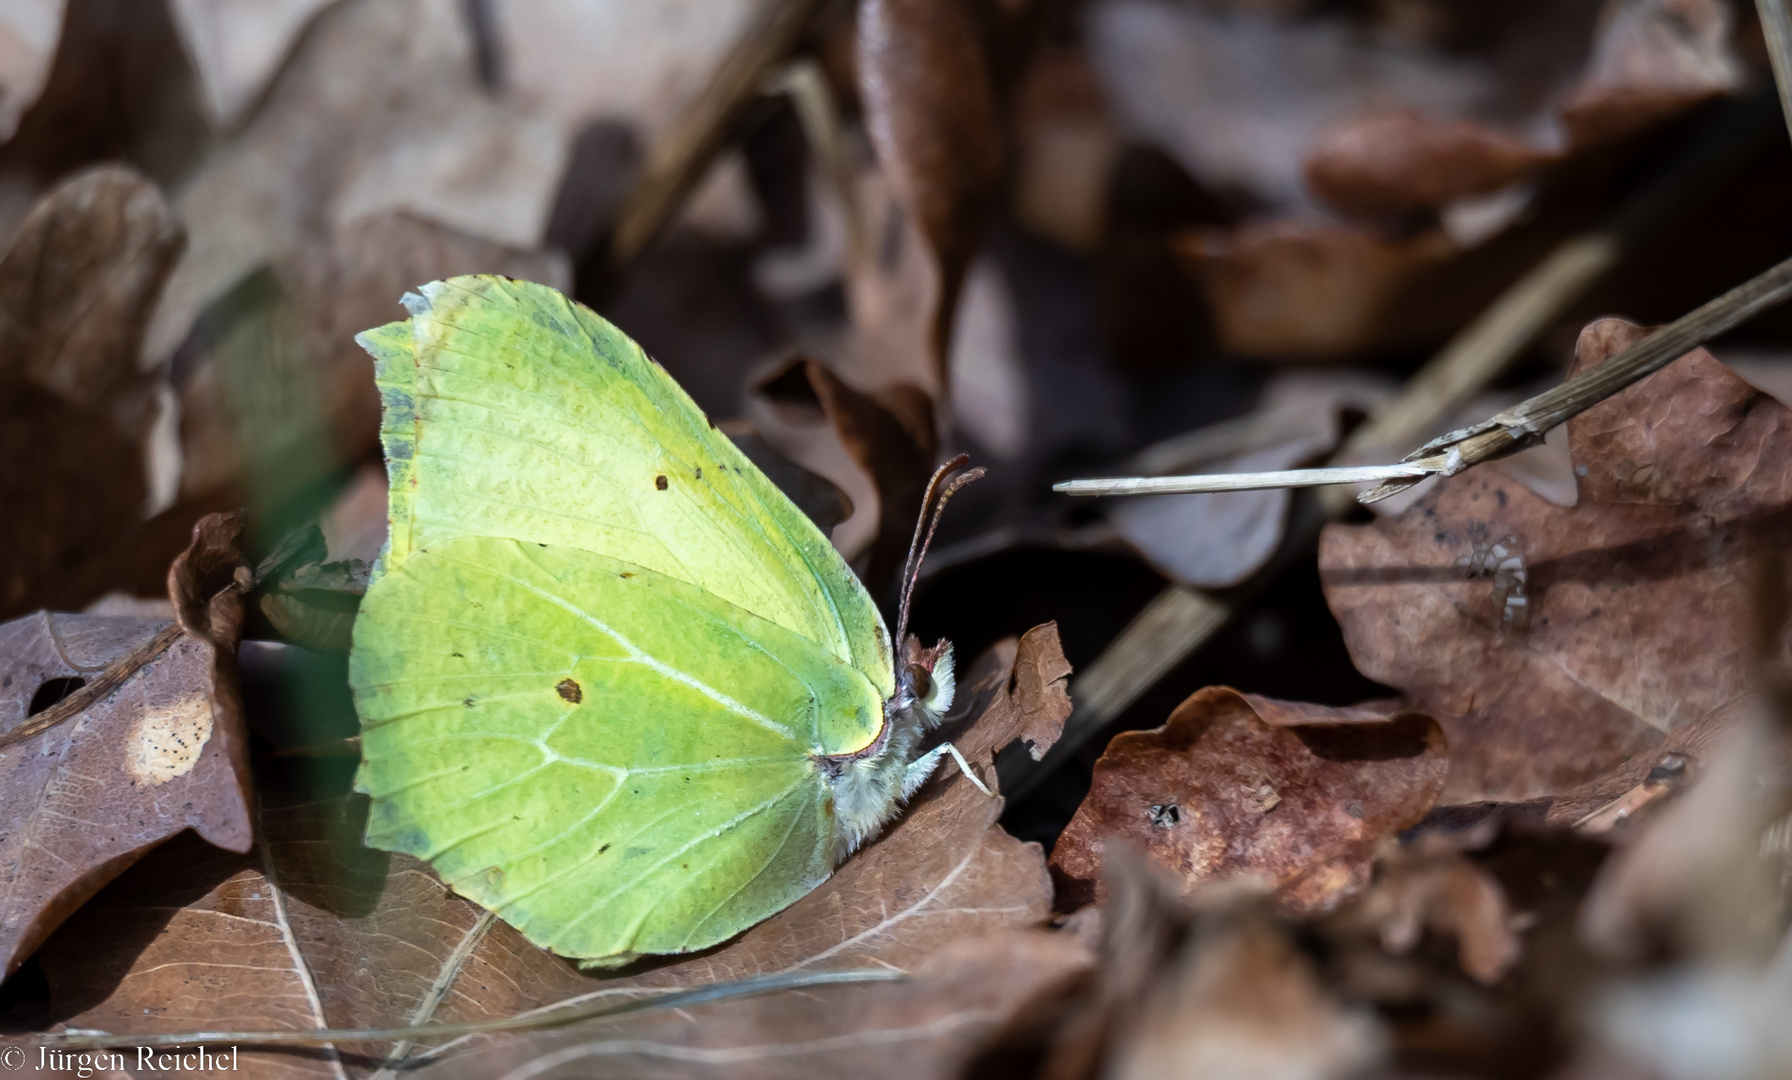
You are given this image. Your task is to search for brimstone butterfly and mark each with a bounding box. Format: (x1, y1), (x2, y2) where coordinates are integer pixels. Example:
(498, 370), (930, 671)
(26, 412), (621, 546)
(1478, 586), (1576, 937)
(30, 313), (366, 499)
(347, 276), (985, 966)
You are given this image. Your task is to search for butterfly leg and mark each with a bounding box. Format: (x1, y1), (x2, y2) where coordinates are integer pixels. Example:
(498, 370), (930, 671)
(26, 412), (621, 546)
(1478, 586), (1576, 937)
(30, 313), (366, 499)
(902, 743), (994, 800)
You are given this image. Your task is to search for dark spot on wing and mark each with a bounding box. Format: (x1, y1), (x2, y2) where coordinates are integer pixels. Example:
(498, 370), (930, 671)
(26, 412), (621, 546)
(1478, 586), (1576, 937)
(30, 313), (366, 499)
(556, 678), (583, 703)
(655, 475), (668, 491)
(619, 571), (634, 579)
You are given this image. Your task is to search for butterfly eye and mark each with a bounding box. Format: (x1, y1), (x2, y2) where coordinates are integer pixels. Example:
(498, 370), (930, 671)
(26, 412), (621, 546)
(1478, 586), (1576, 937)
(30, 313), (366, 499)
(904, 663), (932, 700)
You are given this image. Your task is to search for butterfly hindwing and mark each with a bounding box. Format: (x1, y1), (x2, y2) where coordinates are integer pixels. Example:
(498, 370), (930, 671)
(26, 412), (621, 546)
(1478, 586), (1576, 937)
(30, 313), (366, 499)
(350, 536), (881, 960)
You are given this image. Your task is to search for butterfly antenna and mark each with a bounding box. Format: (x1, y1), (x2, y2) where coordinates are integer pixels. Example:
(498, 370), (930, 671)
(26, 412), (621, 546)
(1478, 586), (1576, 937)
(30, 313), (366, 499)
(894, 455), (985, 652)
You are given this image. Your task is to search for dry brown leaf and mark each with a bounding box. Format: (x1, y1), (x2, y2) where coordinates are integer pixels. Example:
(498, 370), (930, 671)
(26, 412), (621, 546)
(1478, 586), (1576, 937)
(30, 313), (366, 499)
(1304, 111), (1554, 220)
(0, 165), (184, 617)
(1174, 222), (1462, 359)
(35, 633), (1070, 1075)
(754, 357), (938, 598)
(1320, 320), (1792, 802)
(143, 0), (563, 369)
(0, 511), (252, 980)
(166, 0), (336, 130)
(857, 0), (1005, 389)
(1329, 835), (1521, 985)
(1578, 712), (1790, 962)
(275, 210), (571, 491)
(0, 0), (61, 144)
(415, 928), (1092, 1080)
(1086, 0), (1594, 216)
(1106, 900), (1385, 1080)
(1011, 42), (1119, 253)
(1050, 688), (1447, 913)
(959, 622), (1073, 773)
(1111, 421), (1338, 589)
(39, 794), (590, 1079)
(495, 0), (766, 154)
(1049, 853), (1384, 1080)
(1559, 0), (1743, 147)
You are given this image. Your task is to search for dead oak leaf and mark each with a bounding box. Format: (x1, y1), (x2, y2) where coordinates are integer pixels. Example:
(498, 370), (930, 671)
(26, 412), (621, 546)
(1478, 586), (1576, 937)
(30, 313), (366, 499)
(1320, 320), (1792, 803)
(753, 357), (937, 597)
(413, 929), (1092, 1080)
(38, 797), (571, 1079)
(857, 0), (1005, 391)
(1303, 111), (1553, 220)
(37, 633), (1072, 1076)
(1327, 835), (1521, 985)
(1050, 688), (1447, 914)
(0, 512), (252, 980)
(957, 622), (1073, 772)
(0, 164), (185, 618)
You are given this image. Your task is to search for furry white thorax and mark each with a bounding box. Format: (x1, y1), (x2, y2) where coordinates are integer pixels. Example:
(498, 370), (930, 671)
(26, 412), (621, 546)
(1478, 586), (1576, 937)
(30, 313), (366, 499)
(825, 643), (956, 860)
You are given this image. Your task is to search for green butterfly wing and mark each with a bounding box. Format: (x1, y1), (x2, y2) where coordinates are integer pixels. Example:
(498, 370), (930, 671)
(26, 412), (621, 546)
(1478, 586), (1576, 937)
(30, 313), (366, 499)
(348, 276), (894, 962)
(358, 275), (893, 698)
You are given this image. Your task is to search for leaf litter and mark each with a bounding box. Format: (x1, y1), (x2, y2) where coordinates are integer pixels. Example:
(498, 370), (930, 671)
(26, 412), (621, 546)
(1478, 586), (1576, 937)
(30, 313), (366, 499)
(4, 0), (1792, 1076)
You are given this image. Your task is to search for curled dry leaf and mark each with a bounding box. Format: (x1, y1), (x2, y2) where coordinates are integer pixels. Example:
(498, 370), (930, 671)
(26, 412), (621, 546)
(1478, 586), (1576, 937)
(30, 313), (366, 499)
(1050, 853), (1384, 1080)
(1329, 835), (1521, 985)
(1578, 711), (1792, 962)
(1558, 0), (1743, 147)
(1174, 222), (1463, 359)
(0, 164), (184, 618)
(34, 634), (1071, 1076)
(0, 511), (252, 980)
(40, 798), (552, 1079)
(1320, 320), (1792, 802)
(1051, 688), (1448, 913)
(962, 621), (1073, 774)
(753, 357), (938, 597)
(1106, 900), (1385, 1080)
(247, 525), (371, 654)
(1100, 0), (1744, 358)
(1304, 111), (1553, 220)
(857, 0), (1005, 389)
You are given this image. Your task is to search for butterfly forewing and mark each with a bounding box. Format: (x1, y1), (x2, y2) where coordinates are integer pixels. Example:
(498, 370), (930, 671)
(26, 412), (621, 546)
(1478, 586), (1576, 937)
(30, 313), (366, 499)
(360, 276), (893, 701)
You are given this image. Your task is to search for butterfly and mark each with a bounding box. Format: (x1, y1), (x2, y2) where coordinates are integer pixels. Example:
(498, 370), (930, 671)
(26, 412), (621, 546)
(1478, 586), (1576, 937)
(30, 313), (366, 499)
(348, 276), (986, 965)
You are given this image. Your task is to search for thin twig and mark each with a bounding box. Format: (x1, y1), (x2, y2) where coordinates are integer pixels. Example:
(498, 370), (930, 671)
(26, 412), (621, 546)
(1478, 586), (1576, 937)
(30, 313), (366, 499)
(1002, 92), (1778, 802)
(1057, 464), (1429, 497)
(36, 970), (905, 1052)
(1362, 251), (1792, 500)
(771, 57), (867, 262)
(1758, 0), (1792, 146)
(1054, 251), (1792, 503)
(608, 0), (827, 269)
(0, 621), (184, 751)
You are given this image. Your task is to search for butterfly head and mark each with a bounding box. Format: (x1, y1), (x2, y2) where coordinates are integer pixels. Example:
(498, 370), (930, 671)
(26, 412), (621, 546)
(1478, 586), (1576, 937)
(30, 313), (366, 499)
(897, 636), (956, 727)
